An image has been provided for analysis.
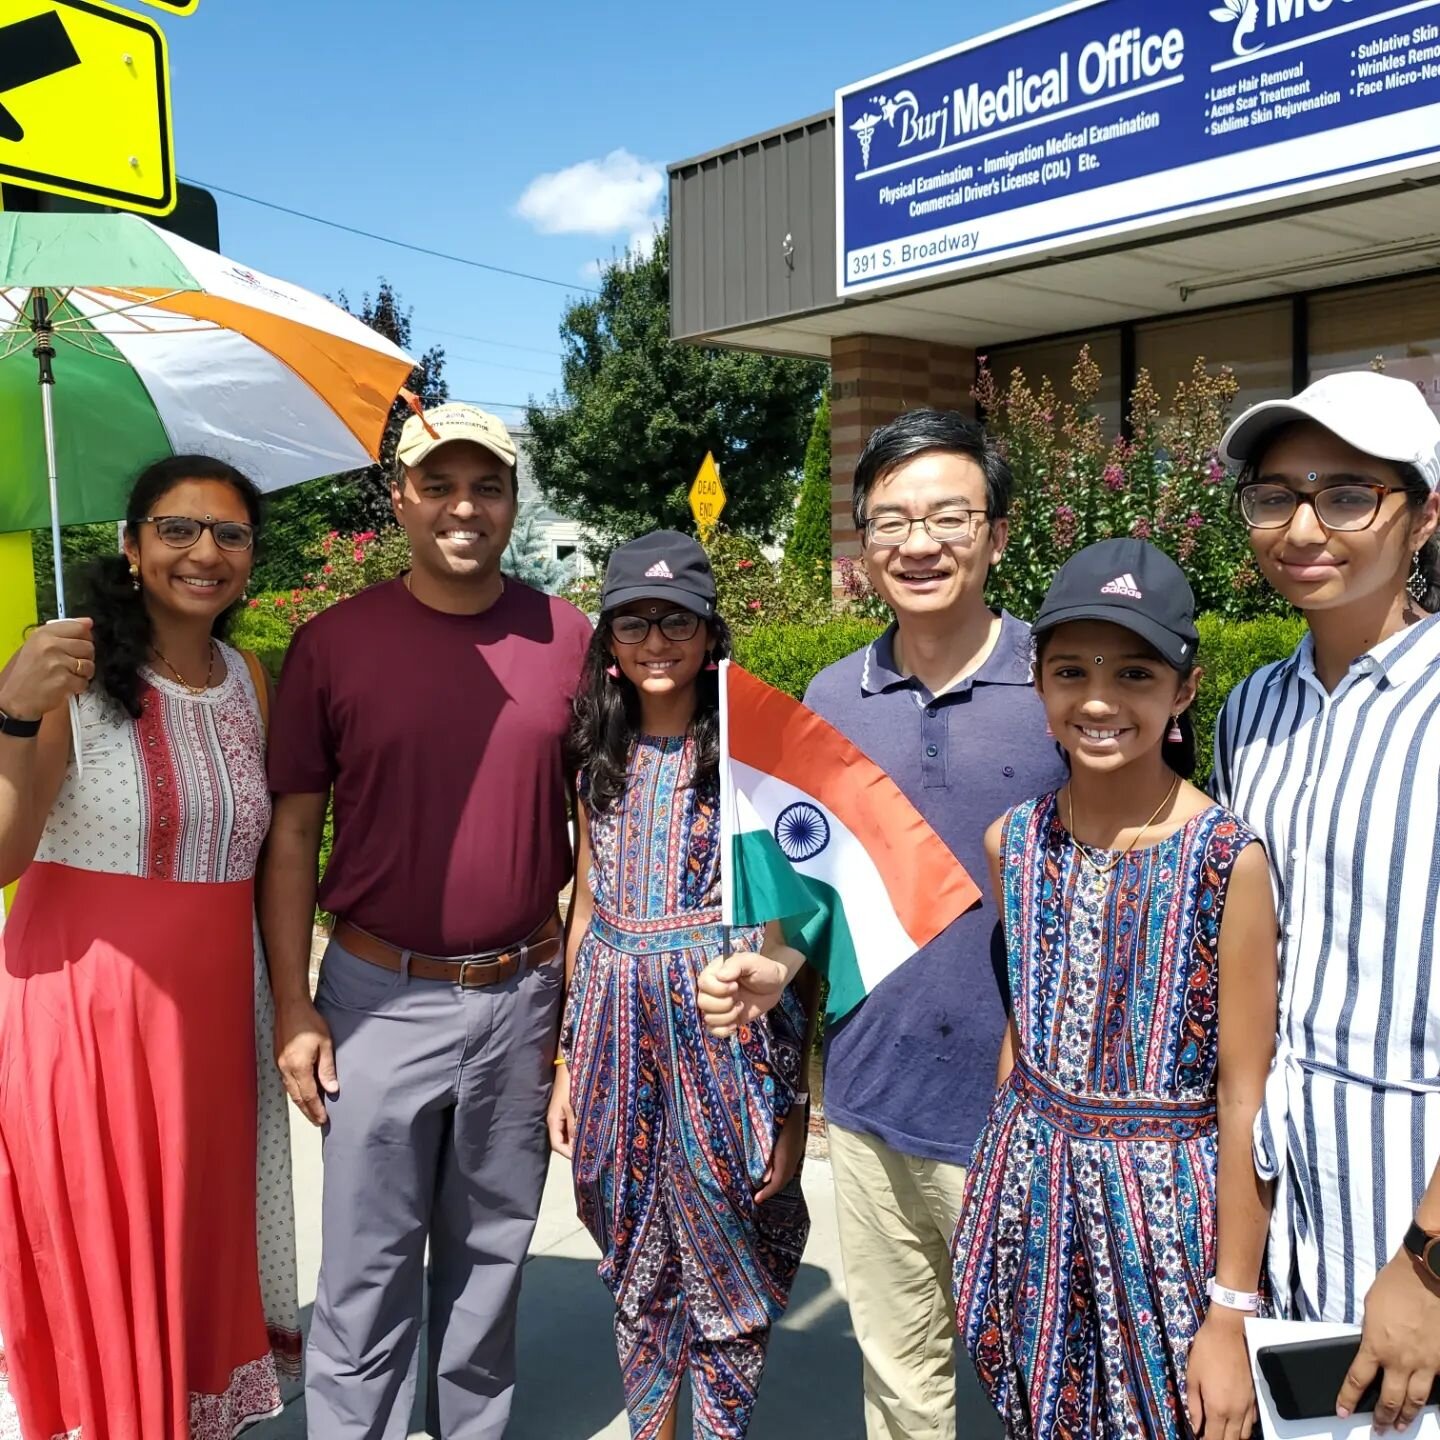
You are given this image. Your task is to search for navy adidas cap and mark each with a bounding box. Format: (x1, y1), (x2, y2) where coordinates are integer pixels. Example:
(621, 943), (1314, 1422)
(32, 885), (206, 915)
(601, 530), (717, 619)
(1032, 538), (1198, 669)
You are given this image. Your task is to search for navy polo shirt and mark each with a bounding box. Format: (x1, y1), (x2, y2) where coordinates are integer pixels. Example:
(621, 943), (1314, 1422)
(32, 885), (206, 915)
(803, 611), (1068, 1165)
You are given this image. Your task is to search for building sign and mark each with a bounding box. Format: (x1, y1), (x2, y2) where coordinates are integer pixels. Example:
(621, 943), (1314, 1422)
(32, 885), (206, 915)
(836, 0), (1440, 296)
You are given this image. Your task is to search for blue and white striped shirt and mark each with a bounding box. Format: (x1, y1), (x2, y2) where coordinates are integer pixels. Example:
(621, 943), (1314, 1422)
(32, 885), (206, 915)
(1213, 612), (1440, 1323)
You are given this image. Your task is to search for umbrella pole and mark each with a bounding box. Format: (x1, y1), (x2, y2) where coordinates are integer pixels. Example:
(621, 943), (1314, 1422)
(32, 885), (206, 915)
(32, 291), (66, 620)
(31, 291), (84, 775)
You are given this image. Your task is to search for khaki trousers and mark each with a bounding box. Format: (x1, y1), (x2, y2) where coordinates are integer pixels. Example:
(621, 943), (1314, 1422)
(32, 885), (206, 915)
(828, 1122), (969, 1440)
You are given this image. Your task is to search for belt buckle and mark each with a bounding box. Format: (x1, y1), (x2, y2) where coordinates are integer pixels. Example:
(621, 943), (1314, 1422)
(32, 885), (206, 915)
(456, 957), (493, 988)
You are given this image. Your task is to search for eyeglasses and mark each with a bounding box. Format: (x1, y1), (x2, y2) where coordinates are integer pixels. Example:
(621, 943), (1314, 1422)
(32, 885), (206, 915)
(139, 515), (256, 552)
(862, 509), (986, 547)
(1236, 482), (1401, 533)
(606, 610), (702, 645)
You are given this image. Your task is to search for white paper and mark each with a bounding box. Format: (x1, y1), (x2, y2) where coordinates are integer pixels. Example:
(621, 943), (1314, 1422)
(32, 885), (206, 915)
(1245, 1318), (1440, 1440)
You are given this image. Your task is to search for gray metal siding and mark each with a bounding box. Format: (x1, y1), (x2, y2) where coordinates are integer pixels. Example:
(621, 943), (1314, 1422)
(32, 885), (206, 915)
(669, 114), (837, 341)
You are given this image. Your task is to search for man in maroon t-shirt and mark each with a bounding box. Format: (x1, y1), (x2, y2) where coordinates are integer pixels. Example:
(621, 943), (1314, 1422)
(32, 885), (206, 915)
(262, 402), (591, 1439)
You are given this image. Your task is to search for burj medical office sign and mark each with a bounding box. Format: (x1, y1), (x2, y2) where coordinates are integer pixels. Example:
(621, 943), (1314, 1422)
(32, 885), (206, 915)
(835, 0), (1440, 296)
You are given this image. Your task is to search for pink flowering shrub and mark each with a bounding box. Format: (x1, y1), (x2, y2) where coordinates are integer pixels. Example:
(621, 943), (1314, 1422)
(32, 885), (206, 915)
(976, 348), (1284, 620)
(261, 527), (412, 633)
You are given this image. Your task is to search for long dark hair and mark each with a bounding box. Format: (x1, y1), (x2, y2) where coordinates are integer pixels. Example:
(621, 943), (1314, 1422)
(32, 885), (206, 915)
(78, 455), (263, 718)
(568, 613), (733, 814)
(1035, 629), (1199, 779)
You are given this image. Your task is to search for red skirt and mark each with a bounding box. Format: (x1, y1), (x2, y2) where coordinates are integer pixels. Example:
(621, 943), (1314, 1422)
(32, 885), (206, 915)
(0, 862), (281, 1440)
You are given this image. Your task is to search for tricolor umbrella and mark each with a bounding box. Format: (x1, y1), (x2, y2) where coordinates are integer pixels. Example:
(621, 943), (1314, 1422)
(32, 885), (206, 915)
(0, 211), (417, 614)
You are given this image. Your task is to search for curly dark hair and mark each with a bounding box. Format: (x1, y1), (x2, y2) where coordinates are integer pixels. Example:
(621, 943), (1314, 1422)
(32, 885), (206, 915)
(568, 613), (732, 814)
(77, 455), (263, 719)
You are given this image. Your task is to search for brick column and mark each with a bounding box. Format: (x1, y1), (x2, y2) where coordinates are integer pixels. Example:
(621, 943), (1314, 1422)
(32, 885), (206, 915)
(828, 335), (976, 598)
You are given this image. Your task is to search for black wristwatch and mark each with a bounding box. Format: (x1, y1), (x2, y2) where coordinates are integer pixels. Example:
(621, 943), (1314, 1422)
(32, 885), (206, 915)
(0, 708), (41, 739)
(1403, 1221), (1440, 1282)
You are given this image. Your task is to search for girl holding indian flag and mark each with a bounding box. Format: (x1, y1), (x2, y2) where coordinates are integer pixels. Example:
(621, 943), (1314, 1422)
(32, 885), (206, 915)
(546, 530), (815, 1440)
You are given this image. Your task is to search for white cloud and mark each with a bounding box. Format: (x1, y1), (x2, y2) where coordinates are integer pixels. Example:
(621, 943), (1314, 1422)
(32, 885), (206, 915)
(517, 149), (664, 239)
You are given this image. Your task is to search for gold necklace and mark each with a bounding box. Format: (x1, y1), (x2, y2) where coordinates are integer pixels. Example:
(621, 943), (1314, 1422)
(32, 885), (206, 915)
(1066, 772), (1181, 877)
(151, 640), (216, 697)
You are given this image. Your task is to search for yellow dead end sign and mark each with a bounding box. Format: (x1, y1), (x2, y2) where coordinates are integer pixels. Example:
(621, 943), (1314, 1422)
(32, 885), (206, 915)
(0, 0), (175, 215)
(689, 452), (726, 539)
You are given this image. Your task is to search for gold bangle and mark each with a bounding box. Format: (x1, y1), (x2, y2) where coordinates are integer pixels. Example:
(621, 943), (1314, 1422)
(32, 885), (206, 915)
(554, 1056), (568, 1067)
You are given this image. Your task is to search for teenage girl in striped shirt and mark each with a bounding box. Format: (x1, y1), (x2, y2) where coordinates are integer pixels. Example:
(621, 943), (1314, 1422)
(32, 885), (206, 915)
(1214, 371), (1440, 1434)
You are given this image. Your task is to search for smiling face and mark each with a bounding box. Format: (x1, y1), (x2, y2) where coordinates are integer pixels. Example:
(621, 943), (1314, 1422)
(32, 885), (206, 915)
(124, 478), (254, 626)
(1036, 619), (1198, 775)
(1242, 421), (1438, 615)
(607, 599), (710, 701)
(392, 440), (516, 586)
(860, 449), (1007, 620)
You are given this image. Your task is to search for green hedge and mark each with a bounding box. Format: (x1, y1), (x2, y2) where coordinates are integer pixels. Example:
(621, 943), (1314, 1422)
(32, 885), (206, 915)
(1191, 613), (1305, 783)
(225, 606), (1304, 786)
(733, 617), (885, 699)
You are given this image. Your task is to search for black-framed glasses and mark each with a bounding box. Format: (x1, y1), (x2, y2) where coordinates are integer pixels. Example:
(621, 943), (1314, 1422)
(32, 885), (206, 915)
(606, 610), (702, 645)
(1236, 482), (1401, 533)
(862, 508), (986, 547)
(139, 515), (256, 552)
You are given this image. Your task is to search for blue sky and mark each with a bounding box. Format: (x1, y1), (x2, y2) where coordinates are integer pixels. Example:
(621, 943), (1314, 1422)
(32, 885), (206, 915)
(162, 0), (1050, 428)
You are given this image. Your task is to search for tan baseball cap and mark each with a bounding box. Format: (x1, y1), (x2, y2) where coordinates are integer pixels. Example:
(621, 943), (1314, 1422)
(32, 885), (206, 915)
(396, 402), (517, 470)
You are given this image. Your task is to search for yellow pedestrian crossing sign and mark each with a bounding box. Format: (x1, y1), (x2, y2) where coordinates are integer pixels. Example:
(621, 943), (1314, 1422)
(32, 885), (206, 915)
(0, 0), (175, 216)
(689, 452), (726, 538)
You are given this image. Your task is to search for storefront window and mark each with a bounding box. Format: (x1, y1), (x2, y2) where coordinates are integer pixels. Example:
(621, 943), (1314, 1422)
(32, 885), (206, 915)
(1136, 301), (1293, 418)
(1308, 274), (1440, 418)
(987, 330), (1123, 434)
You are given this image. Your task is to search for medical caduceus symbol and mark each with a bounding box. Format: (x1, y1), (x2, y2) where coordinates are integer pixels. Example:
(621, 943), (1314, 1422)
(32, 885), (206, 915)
(1211, 0), (1261, 56)
(850, 111), (882, 168)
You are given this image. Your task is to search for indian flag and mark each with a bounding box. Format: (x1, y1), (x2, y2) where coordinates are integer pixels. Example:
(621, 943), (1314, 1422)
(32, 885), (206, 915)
(719, 660), (982, 1025)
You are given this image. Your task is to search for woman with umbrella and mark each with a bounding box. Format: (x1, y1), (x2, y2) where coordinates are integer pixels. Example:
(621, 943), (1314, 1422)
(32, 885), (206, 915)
(0, 455), (300, 1439)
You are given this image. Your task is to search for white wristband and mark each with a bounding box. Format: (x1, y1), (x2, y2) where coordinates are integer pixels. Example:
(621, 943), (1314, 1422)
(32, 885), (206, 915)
(1207, 1279), (1261, 1312)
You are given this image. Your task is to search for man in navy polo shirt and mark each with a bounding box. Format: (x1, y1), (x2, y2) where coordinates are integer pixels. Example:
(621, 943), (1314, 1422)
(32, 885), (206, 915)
(804, 409), (1066, 1440)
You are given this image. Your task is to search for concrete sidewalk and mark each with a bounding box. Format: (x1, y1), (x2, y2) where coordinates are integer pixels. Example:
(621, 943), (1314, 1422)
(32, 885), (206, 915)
(253, 1108), (1001, 1438)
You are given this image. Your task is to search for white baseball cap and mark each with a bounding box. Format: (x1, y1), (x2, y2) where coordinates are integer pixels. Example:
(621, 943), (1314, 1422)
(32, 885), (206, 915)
(1220, 371), (1440, 492)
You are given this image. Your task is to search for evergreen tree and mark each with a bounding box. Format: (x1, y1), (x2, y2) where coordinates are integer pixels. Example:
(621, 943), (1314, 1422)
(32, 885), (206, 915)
(786, 392), (832, 581)
(502, 503), (572, 594)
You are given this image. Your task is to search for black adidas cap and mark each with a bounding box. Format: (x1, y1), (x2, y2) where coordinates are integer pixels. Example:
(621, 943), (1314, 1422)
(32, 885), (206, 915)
(601, 530), (717, 619)
(1032, 538), (1198, 669)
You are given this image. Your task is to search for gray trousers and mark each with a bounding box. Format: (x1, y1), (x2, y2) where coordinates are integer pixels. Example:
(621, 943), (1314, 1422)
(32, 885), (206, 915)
(305, 936), (562, 1439)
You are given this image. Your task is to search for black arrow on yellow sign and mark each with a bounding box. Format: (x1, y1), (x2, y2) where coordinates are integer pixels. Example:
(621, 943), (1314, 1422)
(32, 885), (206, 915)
(0, 13), (82, 144)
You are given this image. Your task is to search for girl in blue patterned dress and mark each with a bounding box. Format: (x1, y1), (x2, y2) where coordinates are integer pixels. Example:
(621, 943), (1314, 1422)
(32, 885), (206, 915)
(547, 531), (813, 1440)
(951, 539), (1279, 1440)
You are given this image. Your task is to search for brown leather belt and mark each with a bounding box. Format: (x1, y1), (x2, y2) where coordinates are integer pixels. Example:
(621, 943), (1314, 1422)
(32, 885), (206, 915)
(333, 915), (562, 988)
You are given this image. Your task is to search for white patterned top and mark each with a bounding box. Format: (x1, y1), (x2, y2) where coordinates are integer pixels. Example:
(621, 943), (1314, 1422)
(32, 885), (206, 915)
(36, 640), (270, 884)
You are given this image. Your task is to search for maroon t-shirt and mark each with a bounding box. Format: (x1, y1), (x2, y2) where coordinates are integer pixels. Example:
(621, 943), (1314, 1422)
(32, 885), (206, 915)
(268, 577), (592, 955)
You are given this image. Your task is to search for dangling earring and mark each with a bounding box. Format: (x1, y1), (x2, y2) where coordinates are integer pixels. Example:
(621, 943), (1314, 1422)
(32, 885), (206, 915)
(605, 663), (620, 679)
(129, 562), (140, 592)
(1044, 719), (1054, 738)
(1167, 715), (1184, 744)
(704, 652), (718, 672)
(1408, 550), (1428, 603)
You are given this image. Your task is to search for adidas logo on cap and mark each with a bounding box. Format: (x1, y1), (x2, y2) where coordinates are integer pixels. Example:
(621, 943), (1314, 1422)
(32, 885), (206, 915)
(644, 560), (674, 579)
(1100, 573), (1143, 599)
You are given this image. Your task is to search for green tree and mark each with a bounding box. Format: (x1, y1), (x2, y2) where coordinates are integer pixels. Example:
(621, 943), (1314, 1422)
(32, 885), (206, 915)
(502, 503), (572, 594)
(786, 392), (832, 580)
(525, 226), (828, 549)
